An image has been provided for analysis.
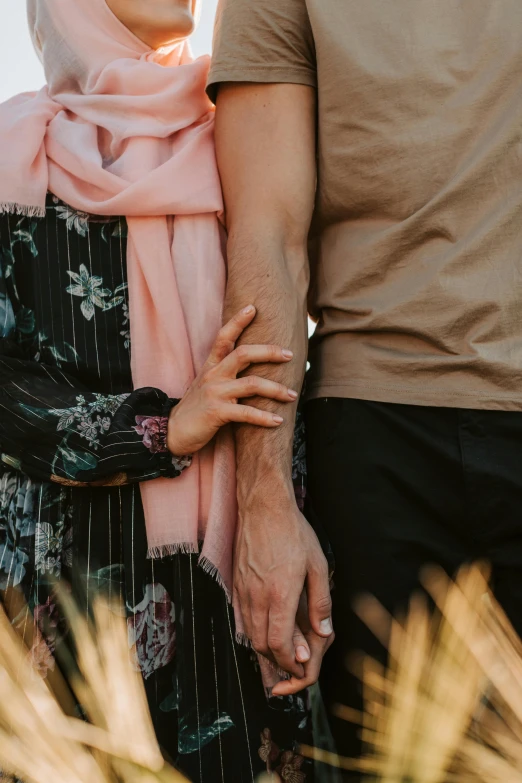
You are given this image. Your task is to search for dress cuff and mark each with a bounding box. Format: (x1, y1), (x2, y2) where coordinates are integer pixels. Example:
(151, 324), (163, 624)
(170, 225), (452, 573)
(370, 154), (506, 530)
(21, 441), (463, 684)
(134, 397), (193, 479)
(160, 398), (193, 478)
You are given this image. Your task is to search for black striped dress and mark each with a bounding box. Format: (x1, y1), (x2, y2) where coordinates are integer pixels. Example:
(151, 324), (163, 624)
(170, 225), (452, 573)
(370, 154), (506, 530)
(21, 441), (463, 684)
(0, 196), (313, 783)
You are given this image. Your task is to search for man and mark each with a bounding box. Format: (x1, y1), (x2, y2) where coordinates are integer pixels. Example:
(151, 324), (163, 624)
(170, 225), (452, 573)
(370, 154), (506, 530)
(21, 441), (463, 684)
(208, 0), (522, 769)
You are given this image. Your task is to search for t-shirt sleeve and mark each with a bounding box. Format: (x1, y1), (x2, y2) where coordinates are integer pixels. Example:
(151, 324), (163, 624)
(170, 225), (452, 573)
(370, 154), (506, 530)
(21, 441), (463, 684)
(207, 0), (316, 103)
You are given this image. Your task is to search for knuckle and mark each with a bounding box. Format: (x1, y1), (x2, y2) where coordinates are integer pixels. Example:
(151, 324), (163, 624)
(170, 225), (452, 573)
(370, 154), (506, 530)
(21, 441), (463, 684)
(252, 639), (269, 657)
(213, 334), (226, 351)
(200, 369), (213, 386)
(311, 558), (330, 582)
(269, 587), (284, 603)
(244, 375), (258, 392)
(208, 401), (224, 423)
(315, 595), (333, 614)
(235, 345), (249, 361)
(267, 636), (285, 654)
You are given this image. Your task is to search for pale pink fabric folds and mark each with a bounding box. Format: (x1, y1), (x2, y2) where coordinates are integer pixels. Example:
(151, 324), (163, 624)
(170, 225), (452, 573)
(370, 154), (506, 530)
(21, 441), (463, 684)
(0, 0), (237, 593)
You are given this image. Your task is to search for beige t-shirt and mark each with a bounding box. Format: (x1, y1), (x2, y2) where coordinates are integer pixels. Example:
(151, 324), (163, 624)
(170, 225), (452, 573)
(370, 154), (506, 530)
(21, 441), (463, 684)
(209, 0), (522, 410)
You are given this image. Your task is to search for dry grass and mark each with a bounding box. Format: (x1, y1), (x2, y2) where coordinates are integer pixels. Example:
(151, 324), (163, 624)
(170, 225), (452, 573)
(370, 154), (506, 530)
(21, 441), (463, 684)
(302, 564), (522, 781)
(6, 563), (522, 783)
(0, 586), (188, 783)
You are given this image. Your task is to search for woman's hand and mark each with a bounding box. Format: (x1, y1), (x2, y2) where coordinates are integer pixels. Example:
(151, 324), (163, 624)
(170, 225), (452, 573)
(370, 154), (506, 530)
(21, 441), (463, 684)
(167, 306), (297, 457)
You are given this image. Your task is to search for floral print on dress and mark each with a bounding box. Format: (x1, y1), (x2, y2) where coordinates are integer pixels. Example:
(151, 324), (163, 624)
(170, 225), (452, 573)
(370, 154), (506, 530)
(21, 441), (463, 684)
(259, 727), (281, 768)
(48, 392), (129, 449)
(30, 597), (61, 678)
(12, 219), (39, 257)
(0, 474), (36, 588)
(128, 583), (176, 680)
(120, 301), (130, 349)
(0, 475), (71, 589)
(278, 751), (307, 782)
(0, 197), (316, 783)
(66, 263), (127, 321)
(53, 199), (90, 236)
(35, 512), (73, 577)
(33, 331), (80, 368)
(134, 415), (169, 454)
(258, 729), (307, 781)
(0, 539), (28, 590)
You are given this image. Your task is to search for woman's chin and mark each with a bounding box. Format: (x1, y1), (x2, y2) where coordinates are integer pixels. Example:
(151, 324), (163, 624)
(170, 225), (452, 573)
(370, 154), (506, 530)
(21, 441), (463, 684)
(173, 10), (196, 38)
(149, 11), (195, 48)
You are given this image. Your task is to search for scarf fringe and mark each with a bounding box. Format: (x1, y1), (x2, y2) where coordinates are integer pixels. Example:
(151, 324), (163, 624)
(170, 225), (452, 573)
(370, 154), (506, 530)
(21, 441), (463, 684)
(0, 202), (46, 218)
(146, 544), (234, 608)
(147, 541), (199, 559)
(235, 631), (253, 649)
(198, 554), (232, 602)
(147, 545), (258, 651)
(148, 544), (289, 689)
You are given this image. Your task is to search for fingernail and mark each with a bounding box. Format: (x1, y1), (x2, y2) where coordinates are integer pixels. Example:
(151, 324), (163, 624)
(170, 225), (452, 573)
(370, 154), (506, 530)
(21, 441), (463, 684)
(320, 618), (333, 635)
(272, 415), (284, 424)
(288, 389), (298, 400)
(296, 645), (310, 663)
(242, 305), (255, 315)
(282, 349), (293, 359)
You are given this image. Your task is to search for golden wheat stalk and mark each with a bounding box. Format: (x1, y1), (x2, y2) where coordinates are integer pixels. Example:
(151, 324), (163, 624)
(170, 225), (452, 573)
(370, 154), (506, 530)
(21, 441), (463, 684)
(302, 563), (522, 782)
(0, 587), (188, 783)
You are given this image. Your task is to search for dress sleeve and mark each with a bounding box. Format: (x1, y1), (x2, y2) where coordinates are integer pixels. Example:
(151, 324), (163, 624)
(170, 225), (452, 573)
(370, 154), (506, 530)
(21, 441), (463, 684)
(207, 0), (316, 103)
(0, 349), (191, 487)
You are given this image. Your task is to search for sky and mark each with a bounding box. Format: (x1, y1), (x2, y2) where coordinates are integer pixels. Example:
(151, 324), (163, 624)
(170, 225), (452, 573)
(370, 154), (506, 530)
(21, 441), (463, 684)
(0, 0), (219, 103)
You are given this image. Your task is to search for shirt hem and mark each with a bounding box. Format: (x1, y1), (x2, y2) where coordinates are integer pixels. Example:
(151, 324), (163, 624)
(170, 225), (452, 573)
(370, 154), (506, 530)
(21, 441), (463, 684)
(306, 380), (522, 412)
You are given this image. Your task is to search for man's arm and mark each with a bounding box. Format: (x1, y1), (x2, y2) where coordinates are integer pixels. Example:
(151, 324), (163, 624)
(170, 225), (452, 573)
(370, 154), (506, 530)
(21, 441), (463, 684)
(215, 83), (333, 681)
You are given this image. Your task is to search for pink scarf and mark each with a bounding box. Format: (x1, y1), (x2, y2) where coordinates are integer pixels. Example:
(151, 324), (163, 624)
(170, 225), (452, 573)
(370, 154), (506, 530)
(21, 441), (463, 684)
(0, 0), (237, 594)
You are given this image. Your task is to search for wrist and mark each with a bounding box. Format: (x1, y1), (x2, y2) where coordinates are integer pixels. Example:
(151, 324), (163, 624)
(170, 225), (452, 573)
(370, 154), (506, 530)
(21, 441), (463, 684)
(166, 406), (181, 456)
(165, 398), (190, 459)
(237, 476), (296, 517)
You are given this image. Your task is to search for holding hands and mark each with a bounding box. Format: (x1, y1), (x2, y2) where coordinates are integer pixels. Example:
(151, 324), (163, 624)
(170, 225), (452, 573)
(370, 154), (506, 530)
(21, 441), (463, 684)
(168, 304), (333, 692)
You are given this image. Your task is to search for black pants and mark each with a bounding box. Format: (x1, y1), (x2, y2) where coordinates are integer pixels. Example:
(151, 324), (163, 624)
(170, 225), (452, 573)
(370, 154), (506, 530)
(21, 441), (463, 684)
(306, 398), (522, 776)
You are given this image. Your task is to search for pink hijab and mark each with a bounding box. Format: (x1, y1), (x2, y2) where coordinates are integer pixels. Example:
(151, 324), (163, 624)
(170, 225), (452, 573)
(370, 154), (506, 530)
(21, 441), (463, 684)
(0, 0), (237, 595)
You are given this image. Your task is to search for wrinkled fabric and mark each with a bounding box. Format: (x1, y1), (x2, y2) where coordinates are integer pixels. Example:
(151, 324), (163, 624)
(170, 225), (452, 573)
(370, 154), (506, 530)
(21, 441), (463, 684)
(209, 0), (522, 411)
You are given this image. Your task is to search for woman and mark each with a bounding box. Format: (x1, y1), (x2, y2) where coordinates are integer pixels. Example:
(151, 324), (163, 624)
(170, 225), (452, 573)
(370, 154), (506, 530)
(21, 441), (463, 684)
(0, 1), (314, 780)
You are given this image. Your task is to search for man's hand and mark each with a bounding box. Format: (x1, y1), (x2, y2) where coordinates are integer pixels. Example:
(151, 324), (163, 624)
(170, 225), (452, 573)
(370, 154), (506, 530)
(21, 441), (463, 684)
(274, 589), (335, 696)
(235, 494), (333, 679)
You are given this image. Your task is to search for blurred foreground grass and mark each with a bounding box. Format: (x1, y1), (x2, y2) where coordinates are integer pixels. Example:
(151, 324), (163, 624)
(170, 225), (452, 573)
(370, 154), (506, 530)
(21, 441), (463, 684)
(4, 563), (522, 783)
(0, 586), (188, 783)
(303, 564), (522, 782)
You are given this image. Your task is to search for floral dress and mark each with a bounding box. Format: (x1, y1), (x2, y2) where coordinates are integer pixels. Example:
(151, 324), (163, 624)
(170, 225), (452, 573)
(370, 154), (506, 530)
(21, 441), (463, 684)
(0, 196), (314, 783)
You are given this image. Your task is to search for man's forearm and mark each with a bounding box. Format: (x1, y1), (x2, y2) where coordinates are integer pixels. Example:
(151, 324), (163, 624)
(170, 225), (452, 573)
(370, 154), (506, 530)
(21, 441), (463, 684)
(225, 229), (309, 505)
(214, 83), (330, 679)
